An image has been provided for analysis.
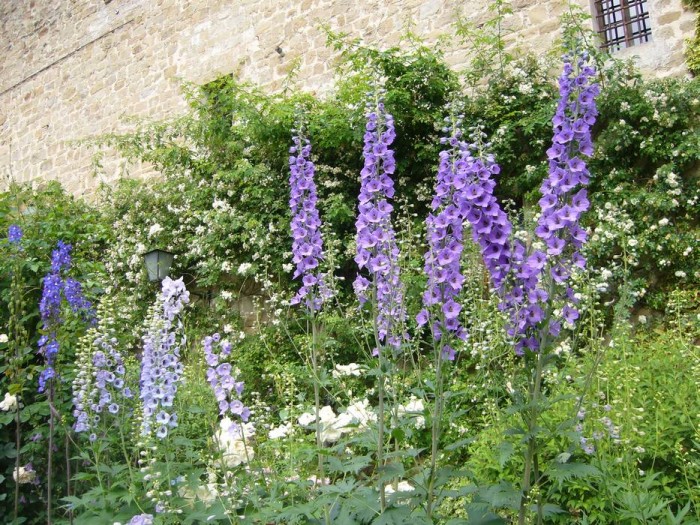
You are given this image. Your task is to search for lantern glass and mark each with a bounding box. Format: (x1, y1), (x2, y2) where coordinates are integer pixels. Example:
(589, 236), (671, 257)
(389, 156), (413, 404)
(143, 249), (174, 282)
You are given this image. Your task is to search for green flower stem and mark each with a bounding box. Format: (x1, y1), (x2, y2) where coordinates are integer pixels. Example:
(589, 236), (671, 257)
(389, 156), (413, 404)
(308, 296), (330, 525)
(518, 350), (545, 525)
(14, 403), (21, 521)
(426, 310), (448, 521)
(371, 285), (387, 513)
(47, 382), (55, 525)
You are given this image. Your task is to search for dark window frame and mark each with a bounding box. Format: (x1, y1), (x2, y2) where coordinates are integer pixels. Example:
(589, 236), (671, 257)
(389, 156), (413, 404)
(593, 0), (652, 52)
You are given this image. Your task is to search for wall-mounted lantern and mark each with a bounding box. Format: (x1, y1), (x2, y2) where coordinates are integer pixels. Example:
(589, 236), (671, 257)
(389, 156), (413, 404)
(143, 249), (174, 282)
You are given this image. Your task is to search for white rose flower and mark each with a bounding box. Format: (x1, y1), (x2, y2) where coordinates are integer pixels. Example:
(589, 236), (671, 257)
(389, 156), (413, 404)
(398, 396), (426, 430)
(345, 399), (376, 428)
(0, 334), (8, 343)
(385, 480), (415, 496)
(298, 412), (316, 426)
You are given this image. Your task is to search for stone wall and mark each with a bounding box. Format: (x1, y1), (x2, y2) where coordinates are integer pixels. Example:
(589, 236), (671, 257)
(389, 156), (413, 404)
(0, 0), (695, 196)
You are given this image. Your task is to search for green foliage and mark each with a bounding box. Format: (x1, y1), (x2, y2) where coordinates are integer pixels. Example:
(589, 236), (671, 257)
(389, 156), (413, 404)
(683, 0), (700, 75)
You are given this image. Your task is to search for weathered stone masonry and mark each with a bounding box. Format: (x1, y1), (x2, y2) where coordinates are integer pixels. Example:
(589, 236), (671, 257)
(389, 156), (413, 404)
(0, 0), (695, 196)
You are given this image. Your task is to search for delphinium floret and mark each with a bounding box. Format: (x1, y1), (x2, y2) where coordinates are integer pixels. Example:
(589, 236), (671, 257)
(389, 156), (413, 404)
(288, 120), (332, 310)
(354, 89), (407, 353)
(139, 277), (189, 439)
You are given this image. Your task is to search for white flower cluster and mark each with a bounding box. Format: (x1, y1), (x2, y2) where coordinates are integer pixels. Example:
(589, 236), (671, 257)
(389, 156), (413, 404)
(396, 396), (425, 430)
(298, 399), (377, 443)
(214, 417), (255, 467)
(13, 465), (35, 484)
(215, 417), (255, 468)
(178, 471), (220, 505)
(0, 392), (18, 411)
(331, 363), (363, 379)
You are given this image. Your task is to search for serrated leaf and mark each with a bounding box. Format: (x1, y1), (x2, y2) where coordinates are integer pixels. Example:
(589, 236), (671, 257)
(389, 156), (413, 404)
(445, 437), (475, 451)
(378, 462), (405, 483)
(497, 441), (514, 468)
(546, 462), (600, 484)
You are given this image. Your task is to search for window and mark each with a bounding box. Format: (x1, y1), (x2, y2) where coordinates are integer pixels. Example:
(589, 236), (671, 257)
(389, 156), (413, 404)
(593, 0), (652, 52)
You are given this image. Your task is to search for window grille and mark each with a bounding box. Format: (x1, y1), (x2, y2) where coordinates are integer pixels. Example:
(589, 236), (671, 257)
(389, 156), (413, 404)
(593, 0), (652, 52)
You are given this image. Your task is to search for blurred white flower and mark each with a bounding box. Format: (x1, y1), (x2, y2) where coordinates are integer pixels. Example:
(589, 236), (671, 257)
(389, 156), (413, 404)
(13, 465), (35, 484)
(385, 480), (415, 496)
(345, 399), (376, 428)
(298, 406), (353, 443)
(0, 334), (7, 343)
(214, 417), (255, 467)
(148, 224), (163, 238)
(237, 263), (252, 275)
(397, 396), (425, 429)
(0, 392), (18, 411)
(332, 363), (363, 378)
(268, 422), (293, 440)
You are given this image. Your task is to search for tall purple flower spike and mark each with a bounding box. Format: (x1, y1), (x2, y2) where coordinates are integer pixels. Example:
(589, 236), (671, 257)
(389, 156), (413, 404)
(354, 90), (407, 353)
(499, 50), (599, 354)
(288, 121), (332, 311)
(417, 110), (471, 361)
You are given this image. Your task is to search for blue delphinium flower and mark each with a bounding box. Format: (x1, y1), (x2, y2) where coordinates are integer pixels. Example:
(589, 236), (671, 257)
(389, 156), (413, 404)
(354, 90), (407, 353)
(139, 277), (189, 439)
(203, 333), (250, 433)
(288, 121), (332, 310)
(8, 224), (22, 244)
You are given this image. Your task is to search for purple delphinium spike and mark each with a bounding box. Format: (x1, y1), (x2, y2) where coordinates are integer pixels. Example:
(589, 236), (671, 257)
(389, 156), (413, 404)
(288, 120), (332, 310)
(354, 90), (407, 353)
(499, 50), (599, 354)
(38, 241), (94, 392)
(203, 333), (250, 434)
(417, 110), (470, 360)
(139, 277), (189, 439)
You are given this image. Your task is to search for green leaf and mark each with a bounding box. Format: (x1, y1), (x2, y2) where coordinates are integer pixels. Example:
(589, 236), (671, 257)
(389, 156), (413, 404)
(546, 462), (600, 485)
(497, 441), (514, 468)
